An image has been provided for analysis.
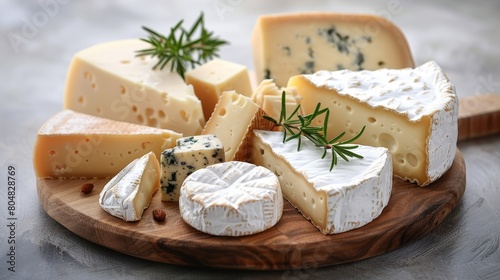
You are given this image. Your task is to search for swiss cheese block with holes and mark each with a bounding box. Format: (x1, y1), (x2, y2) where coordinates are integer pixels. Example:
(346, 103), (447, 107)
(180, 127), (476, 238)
(64, 39), (204, 136)
(33, 110), (181, 179)
(252, 130), (392, 234)
(185, 59), (253, 121)
(252, 13), (415, 87)
(201, 90), (274, 162)
(179, 161), (283, 236)
(288, 61), (458, 186)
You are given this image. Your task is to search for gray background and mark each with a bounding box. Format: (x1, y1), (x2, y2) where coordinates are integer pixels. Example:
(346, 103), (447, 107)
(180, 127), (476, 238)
(1, 0), (499, 279)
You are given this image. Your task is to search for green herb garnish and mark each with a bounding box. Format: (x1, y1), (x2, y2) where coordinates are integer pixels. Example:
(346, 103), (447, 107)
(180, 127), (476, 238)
(263, 91), (365, 171)
(136, 13), (229, 78)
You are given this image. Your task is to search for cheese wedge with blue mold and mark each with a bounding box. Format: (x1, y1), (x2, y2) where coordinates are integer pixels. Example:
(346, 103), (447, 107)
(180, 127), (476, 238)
(160, 134), (225, 202)
(252, 12), (415, 87)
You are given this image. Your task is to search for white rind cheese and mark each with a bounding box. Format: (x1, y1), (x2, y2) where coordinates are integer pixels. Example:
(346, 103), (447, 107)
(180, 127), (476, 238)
(252, 130), (392, 234)
(252, 12), (415, 87)
(64, 39), (205, 136)
(160, 135), (225, 202)
(288, 61), (458, 186)
(179, 161), (283, 236)
(99, 152), (160, 222)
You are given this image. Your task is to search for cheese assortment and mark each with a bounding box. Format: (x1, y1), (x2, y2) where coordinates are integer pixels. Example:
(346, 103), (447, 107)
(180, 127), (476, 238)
(252, 13), (415, 87)
(179, 161), (283, 236)
(185, 59), (254, 120)
(288, 61), (458, 186)
(160, 134), (225, 202)
(99, 152), (160, 222)
(34, 11), (460, 241)
(251, 79), (302, 121)
(33, 110), (181, 179)
(64, 39), (205, 136)
(252, 130), (392, 234)
(201, 90), (274, 162)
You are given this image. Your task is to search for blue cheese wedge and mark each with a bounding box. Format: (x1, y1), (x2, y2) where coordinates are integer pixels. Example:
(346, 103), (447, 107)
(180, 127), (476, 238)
(252, 130), (392, 234)
(160, 135), (225, 202)
(252, 12), (414, 87)
(99, 152), (160, 222)
(179, 161), (283, 236)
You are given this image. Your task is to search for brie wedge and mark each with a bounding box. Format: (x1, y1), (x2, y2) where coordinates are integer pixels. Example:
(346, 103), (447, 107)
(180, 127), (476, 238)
(252, 130), (392, 234)
(99, 152), (160, 222)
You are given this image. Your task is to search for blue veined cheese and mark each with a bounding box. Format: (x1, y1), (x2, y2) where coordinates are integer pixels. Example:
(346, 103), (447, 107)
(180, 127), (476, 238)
(252, 130), (392, 234)
(160, 134), (224, 202)
(179, 161), (283, 236)
(252, 12), (414, 87)
(288, 61), (458, 186)
(99, 152), (160, 222)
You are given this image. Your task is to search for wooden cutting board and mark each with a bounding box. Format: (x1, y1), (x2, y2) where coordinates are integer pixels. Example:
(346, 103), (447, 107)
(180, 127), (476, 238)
(37, 150), (466, 270)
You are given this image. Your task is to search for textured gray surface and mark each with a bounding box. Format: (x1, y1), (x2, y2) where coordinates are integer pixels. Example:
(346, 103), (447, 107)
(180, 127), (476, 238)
(1, 0), (499, 279)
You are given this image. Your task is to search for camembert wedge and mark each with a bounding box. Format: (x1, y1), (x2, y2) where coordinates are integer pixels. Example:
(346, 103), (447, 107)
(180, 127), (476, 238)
(288, 61), (458, 186)
(252, 130), (392, 234)
(33, 110), (181, 179)
(99, 152), (160, 222)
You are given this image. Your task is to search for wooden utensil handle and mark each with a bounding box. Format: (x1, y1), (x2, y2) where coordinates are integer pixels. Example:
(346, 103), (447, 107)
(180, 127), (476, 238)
(458, 94), (500, 141)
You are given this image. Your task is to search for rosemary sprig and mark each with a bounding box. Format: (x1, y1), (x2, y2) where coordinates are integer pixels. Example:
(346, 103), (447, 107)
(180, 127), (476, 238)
(263, 91), (365, 171)
(136, 13), (229, 78)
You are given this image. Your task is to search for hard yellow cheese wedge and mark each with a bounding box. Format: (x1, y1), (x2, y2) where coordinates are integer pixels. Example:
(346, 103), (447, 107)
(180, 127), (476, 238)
(33, 110), (181, 179)
(64, 39), (204, 136)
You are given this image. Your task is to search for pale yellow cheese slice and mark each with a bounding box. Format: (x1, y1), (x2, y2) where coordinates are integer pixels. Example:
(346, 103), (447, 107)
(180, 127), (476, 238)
(33, 110), (181, 179)
(64, 39), (204, 136)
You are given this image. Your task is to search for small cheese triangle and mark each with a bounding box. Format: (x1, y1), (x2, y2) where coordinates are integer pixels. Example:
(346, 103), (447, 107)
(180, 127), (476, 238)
(99, 152), (160, 222)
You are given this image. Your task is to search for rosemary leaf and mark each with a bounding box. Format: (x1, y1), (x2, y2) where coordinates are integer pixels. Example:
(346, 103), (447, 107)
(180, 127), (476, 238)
(136, 12), (229, 78)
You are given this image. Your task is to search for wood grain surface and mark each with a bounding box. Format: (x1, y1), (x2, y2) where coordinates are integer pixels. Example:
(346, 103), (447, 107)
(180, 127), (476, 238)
(36, 150), (466, 270)
(458, 94), (500, 141)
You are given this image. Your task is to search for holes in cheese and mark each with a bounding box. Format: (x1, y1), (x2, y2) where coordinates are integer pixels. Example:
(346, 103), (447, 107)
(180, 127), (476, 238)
(252, 12), (415, 87)
(33, 110), (181, 179)
(202, 90), (275, 162)
(185, 59), (253, 121)
(252, 130), (392, 234)
(64, 39), (204, 136)
(288, 61), (458, 186)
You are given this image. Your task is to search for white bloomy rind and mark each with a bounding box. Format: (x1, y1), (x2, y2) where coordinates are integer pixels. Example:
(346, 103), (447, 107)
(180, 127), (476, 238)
(296, 61), (457, 186)
(99, 152), (160, 222)
(252, 130), (392, 234)
(179, 161), (283, 236)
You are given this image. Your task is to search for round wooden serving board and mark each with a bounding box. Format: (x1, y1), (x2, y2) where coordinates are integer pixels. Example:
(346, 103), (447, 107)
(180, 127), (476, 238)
(37, 150), (466, 270)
